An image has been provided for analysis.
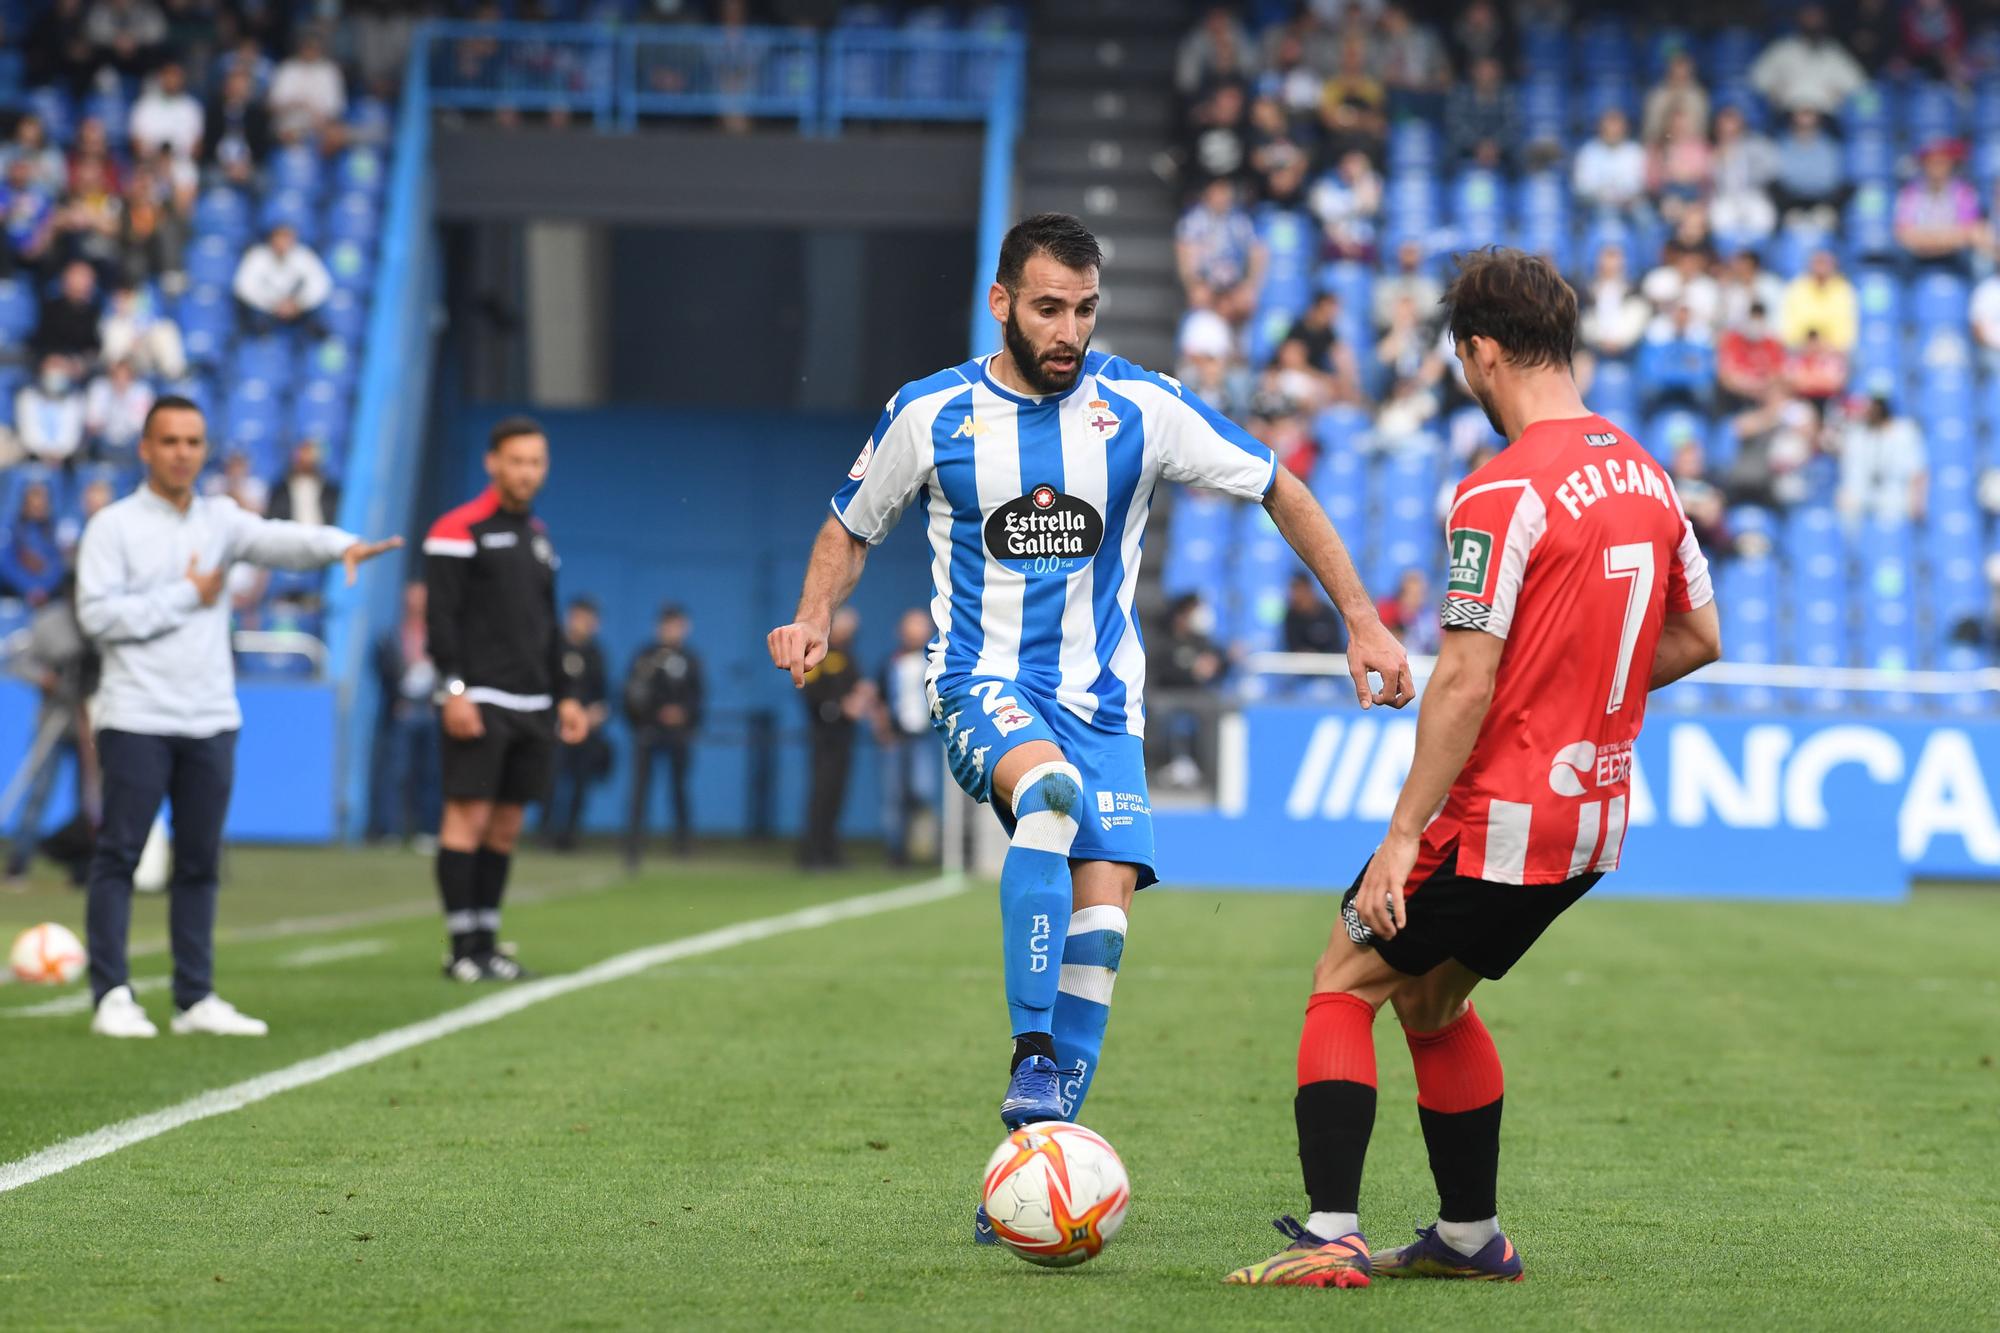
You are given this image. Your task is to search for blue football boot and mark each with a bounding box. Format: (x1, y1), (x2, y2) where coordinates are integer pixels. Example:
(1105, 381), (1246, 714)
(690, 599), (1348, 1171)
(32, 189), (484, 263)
(998, 1055), (1066, 1130)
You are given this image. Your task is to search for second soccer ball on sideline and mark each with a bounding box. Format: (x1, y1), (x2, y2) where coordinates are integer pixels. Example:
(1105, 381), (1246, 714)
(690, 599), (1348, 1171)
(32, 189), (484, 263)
(133, 817), (172, 894)
(980, 1122), (1130, 1268)
(10, 922), (86, 985)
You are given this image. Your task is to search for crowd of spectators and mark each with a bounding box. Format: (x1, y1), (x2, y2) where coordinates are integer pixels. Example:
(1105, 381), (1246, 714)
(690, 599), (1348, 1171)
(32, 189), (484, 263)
(1169, 2), (2000, 667)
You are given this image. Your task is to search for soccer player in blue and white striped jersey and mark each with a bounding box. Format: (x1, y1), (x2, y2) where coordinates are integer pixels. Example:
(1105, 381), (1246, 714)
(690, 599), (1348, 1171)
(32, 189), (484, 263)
(768, 213), (1412, 1199)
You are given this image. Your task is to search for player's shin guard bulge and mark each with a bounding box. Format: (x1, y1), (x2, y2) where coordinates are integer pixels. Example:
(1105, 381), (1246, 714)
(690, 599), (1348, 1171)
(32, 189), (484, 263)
(1000, 761), (1082, 1048)
(1052, 903), (1126, 1120)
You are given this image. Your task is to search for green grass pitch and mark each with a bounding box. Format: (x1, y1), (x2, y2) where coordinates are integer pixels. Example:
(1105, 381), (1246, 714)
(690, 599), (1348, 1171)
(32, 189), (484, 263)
(1, 847), (1997, 1330)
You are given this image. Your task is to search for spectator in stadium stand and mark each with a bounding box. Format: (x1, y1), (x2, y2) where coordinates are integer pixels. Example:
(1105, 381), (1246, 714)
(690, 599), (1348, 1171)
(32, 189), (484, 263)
(1153, 592), (1224, 791)
(1262, 336), (1337, 417)
(85, 0), (167, 79)
(1716, 248), (1786, 332)
(1259, 409), (1319, 480)
(232, 222), (332, 338)
(1376, 568), (1441, 656)
(1377, 291), (1443, 389)
(76, 395), (399, 1038)
(1902, 0), (1967, 81)
(1770, 110), (1849, 227)
(1449, 0), (1508, 70)
(1256, 27), (1323, 122)
(1895, 141), (1982, 276)
(1641, 49), (1708, 147)
(3, 115), (66, 200)
(1578, 242), (1651, 361)
(204, 65), (272, 188)
(1317, 34), (1388, 167)
(799, 606), (867, 872)
(1287, 291), (1363, 402)
(1708, 106), (1779, 248)
(1724, 381), (1818, 508)
(117, 163), (189, 289)
(540, 596), (609, 854)
(1374, 239), (1441, 333)
(1444, 56), (1519, 171)
(99, 282), (186, 378)
(1671, 435), (1736, 560)
(1176, 307), (1253, 420)
(1185, 80), (1251, 187)
(1749, 3), (1867, 117)
(1785, 328), (1851, 407)
(128, 61), (203, 163)
(0, 154), (57, 276)
(58, 154), (122, 278)
(204, 449), (269, 516)
(32, 261), (103, 365)
(1307, 149), (1381, 262)
(1370, 375), (1441, 455)
(1836, 393), (1927, 525)
(1641, 235), (1722, 334)
(84, 357), (153, 463)
(1970, 267), (2000, 375)
(1639, 303), (1716, 414)
(4, 571), (96, 884)
(1376, 5), (1449, 122)
(1717, 302), (1788, 411)
(1175, 177), (1266, 328)
(66, 477), (114, 557)
(369, 581), (442, 849)
(1572, 110), (1649, 226)
(1282, 572), (1346, 657)
(1176, 5), (1253, 97)
(1246, 96), (1310, 209)
(1780, 248), (1858, 352)
(1646, 108), (1713, 227)
(217, 33), (275, 95)
(267, 440), (341, 526)
(15, 355), (87, 465)
(269, 29), (348, 146)
(874, 608), (937, 869)
(0, 482), (68, 606)
(623, 603), (705, 867)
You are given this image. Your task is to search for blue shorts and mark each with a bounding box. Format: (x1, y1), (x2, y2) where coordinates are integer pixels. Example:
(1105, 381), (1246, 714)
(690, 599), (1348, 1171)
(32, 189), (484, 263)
(930, 675), (1158, 888)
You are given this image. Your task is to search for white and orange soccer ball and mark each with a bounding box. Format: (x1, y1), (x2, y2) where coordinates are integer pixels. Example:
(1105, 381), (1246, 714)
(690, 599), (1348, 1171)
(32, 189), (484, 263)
(10, 922), (86, 986)
(981, 1121), (1130, 1268)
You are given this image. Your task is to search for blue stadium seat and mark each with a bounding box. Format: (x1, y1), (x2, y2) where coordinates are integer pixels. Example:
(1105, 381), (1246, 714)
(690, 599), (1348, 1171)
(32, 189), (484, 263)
(1912, 272), (1970, 330)
(195, 187), (251, 241)
(177, 285), (232, 365)
(1843, 84), (1898, 138)
(290, 381), (349, 448)
(1519, 25), (1567, 74)
(1576, 18), (1635, 78)
(324, 191), (380, 244)
(271, 144), (323, 197)
(336, 146), (387, 197)
(1451, 168), (1508, 238)
(298, 339), (359, 390)
(1576, 76), (1639, 134)
(1705, 27), (1760, 84)
(1590, 358), (1637, 420)
(84, 90), (128, 146)
(1310, 445), (1366, 530)
(234, 336), (291, 385)
(323, 289), (367, 343)
(0, 278), (34, 342)
(346, 97), (394, 142)
(324, 237), (374, 292)
(187, 234), (238, 289)
(1705, 415), (1741, 471)
(1854, 266), (1905, 326)
(1386, 121), (1439, 175)
(1844, 183), (1896, 259)
(259, 189), (317, 241)
(1520, 76), (1567, 143)
(1904, 81), (1962, 145)
(1843, 129), (1894, 184)
(1646, 409), (1704, 463)
(1163, 492), (1232, 598)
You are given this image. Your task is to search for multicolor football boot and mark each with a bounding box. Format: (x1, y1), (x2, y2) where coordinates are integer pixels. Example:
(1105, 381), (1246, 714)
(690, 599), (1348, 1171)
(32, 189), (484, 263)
(1371, 1223), (1524, 1282)
(1223, 1215), (1372, 1288)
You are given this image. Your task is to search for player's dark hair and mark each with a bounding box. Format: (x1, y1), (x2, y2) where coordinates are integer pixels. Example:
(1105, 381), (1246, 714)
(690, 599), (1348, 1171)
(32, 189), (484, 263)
(1440, 247), (1578, 372)
(658, 603), (686, 622)
(142, 394), (203, 437)
(569, 595), (599, 615)
(489, 415), (545, 452)
(996, 213), (1103, 292)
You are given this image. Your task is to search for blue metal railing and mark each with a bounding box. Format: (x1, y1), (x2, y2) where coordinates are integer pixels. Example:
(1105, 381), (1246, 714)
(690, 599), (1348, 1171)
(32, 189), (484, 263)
(421, 21), (1023, 138)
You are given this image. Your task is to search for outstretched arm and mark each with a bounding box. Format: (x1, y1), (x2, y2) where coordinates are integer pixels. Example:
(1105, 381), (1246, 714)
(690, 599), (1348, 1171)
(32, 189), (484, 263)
(1264, 466), (1415, 709)
(767, 516), (869, 688)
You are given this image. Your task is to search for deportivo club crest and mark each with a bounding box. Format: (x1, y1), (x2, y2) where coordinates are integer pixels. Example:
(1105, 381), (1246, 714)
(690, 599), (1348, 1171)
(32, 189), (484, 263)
(1084, 400), (1120, 439)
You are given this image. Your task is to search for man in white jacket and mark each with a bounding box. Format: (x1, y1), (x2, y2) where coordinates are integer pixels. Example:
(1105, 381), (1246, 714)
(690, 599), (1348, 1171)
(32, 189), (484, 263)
(232, 223), (333, 339)
(76, 395), (400, 1038)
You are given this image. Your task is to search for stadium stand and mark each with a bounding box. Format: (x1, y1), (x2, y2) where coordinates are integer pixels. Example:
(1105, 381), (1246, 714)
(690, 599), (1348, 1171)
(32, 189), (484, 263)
(1159, 3), (2000, 711)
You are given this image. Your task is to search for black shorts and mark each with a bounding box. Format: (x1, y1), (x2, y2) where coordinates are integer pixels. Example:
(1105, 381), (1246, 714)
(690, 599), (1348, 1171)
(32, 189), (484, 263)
(441, 704), (555, 805)
(1339, 851), (1598, 981)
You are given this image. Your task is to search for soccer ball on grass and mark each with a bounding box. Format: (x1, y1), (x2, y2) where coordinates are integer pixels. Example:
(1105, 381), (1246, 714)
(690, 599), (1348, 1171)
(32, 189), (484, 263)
(10, 922), (86, 985)
(981, 1121), (1129, 1268)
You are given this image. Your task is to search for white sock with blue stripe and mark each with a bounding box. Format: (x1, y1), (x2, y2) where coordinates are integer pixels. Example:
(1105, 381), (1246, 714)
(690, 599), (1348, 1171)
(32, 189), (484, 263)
(1001, 762), (1081, 1054)
(1053, 903), (1126, 1119)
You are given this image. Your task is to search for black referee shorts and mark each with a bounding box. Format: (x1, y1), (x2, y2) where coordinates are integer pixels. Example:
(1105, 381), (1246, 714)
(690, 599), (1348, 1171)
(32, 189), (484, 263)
(1339, 850), (1599, 981)
(442, 704), (556, 806)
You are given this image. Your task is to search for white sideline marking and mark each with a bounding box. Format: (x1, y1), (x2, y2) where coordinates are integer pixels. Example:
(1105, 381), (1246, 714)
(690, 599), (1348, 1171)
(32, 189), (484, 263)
(1, 977), (167, 1019)
(277, 939), (388, 968)
(0, 874), (963, 1195)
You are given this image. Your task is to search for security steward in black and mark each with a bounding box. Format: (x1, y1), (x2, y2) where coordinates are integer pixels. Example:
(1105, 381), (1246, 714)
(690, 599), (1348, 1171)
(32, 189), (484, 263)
(800, 607), (869, 870)
(622, 603), (705, 869)
(543, 595), (611, 851)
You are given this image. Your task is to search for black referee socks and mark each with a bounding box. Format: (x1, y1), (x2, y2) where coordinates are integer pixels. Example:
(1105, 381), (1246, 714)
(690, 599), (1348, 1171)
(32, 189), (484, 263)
(471, 848), (512, 955)
(437, 849), (479, 960)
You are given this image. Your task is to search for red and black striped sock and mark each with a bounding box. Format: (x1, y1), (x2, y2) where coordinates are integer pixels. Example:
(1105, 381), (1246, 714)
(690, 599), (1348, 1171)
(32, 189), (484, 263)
(1293, 990), (1378, 1216)
(1405, 1004), (1505, 1223)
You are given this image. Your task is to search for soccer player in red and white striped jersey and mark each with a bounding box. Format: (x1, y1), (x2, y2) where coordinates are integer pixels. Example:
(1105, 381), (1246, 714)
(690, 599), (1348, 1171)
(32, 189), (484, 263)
(1227, 249), (1723, 1289)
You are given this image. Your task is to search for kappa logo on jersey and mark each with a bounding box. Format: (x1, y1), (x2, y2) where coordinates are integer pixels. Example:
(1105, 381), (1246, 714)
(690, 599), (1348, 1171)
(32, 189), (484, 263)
(971, 744), (992, 778)
(847, 440), (874, 480)
(1084, 400), (1122, 439)
(984, 487), (1105, 571)
(1156, 372), (1184, 396)
(950, 417), (990, 439)
(1447, 528), (1494, 595)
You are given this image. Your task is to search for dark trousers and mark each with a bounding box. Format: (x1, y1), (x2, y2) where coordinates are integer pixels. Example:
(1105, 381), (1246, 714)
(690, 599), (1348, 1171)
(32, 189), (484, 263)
(801, 722), (854, 868)
(368, 710), (441, 841)
(86, 729), (237, 1011)
(545, 731), (609, 850)
(625, 728), (692, 861)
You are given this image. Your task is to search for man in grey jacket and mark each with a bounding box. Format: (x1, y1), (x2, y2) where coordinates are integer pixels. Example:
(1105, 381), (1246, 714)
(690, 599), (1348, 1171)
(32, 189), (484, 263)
(76, 395), (400, 1038)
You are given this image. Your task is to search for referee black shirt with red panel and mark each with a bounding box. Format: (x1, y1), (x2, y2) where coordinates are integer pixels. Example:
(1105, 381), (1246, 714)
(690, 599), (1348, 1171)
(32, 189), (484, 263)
(423, 488), (573, 710)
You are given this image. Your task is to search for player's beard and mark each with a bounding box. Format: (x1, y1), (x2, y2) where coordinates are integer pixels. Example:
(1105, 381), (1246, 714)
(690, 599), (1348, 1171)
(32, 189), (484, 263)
(1004, 307), (1087, 396)
(1465, 368), (1507, 440)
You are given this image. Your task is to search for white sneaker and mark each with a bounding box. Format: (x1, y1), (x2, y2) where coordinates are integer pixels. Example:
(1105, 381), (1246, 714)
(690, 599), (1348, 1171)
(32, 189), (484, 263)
(170, 994), (269, 1037)
(91, 985), (159, 1038)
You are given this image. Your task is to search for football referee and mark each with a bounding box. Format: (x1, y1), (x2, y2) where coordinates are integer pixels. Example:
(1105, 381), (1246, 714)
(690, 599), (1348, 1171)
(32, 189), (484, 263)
(424, 417), (587, 981)
(76, 396), (400, 1038)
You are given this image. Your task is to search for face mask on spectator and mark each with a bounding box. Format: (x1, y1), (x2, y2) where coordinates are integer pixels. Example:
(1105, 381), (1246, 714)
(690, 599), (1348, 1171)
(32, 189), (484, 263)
(41, 371), (70, 394)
